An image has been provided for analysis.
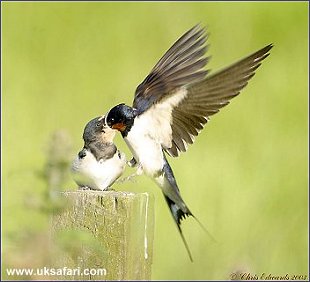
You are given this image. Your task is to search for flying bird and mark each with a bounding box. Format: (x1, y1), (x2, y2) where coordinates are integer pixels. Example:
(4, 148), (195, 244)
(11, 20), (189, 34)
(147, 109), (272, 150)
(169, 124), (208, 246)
(104, 24), (273, 260)
(71, 116), (126, 191)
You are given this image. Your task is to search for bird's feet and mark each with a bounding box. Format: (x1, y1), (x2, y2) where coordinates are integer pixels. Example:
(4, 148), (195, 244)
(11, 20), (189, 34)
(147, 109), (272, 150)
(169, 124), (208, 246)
(127, 157), (137, 168)
(116, 165), (143, 183)
(78, 185), (91, 191)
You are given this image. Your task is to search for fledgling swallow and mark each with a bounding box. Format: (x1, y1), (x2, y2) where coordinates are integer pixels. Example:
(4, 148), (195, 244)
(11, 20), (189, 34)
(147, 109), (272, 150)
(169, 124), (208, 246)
(104, 24), (273, 260)
(71, 116), (126, 191)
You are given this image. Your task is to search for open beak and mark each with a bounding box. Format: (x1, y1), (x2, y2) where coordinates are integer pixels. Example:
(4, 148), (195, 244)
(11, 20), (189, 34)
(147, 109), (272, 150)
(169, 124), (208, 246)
(98, 115), (106, 123)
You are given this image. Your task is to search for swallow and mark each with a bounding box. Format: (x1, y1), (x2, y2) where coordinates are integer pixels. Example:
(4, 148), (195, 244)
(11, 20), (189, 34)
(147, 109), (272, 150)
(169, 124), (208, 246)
(71, 116), (126, 191)
(104, 24), (273, 260)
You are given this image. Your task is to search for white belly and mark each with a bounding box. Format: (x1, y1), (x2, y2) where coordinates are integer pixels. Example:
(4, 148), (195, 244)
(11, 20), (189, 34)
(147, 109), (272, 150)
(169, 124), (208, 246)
(71, 150), (126, 190)
(125, 123), (164, 177)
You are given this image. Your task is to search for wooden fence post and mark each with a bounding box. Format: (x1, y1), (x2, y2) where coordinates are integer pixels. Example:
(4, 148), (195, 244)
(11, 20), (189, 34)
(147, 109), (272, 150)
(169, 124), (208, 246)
(51, 191), (154, 280)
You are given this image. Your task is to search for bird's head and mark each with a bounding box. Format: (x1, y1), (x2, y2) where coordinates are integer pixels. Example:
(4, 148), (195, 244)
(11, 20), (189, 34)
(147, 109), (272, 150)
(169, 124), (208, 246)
(104, 104), (137, 133)
(83, 116), (116, 144)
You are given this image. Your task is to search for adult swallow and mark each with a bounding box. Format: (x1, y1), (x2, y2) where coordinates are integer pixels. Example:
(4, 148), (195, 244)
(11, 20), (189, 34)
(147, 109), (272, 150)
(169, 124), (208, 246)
(71, 116), (126, 191)
(104, 24), (273, 260)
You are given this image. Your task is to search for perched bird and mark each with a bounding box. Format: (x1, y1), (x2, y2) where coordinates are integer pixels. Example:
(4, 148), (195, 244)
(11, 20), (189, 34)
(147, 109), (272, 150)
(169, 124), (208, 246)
(104, 24), (273, 260)
(71, 116), (126, 191)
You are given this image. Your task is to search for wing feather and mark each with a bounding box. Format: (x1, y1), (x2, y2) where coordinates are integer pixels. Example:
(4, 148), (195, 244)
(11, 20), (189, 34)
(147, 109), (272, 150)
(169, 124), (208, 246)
(133, 25), (209, 113)
(131, 24), (272, 158)
(166, 44), (273, 157)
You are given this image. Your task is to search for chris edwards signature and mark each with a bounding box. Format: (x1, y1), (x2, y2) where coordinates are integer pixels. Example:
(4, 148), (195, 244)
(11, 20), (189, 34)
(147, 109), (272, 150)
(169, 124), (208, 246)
(230, 272), (308, 280)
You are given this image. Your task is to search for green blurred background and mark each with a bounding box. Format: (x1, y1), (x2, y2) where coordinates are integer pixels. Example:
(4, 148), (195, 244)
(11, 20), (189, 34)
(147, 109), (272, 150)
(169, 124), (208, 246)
(2, 2), (308, 280)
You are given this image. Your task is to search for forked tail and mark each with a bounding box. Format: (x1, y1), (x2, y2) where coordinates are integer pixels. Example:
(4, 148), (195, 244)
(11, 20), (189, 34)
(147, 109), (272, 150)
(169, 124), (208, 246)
(161, 153), (216, 262)
(164, 195), (194, 262)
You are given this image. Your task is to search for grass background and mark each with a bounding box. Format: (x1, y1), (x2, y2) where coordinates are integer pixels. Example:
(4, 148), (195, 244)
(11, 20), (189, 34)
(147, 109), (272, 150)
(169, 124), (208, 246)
(2, 2), (308, 280)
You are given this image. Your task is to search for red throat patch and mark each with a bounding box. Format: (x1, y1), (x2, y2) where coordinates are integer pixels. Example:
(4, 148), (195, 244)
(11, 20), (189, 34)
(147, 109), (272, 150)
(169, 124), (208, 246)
(112, 123), (126, 132)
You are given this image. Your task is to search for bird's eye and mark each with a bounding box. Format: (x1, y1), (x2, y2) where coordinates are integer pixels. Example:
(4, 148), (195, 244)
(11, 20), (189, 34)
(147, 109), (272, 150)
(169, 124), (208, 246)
(96, 122), (101, 127)
(110, 118), (115, 123)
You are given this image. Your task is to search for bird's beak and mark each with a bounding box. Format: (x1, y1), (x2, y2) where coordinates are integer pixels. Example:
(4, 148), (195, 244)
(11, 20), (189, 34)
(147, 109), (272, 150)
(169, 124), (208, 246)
(98, 115), (105, 124)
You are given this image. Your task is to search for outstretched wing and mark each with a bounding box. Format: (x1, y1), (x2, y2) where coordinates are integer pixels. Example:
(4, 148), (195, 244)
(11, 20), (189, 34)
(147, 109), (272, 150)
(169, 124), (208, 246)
(132, 24), (273, 157)
(133, 24), (209, 113)
(166, 44), (273, 157)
